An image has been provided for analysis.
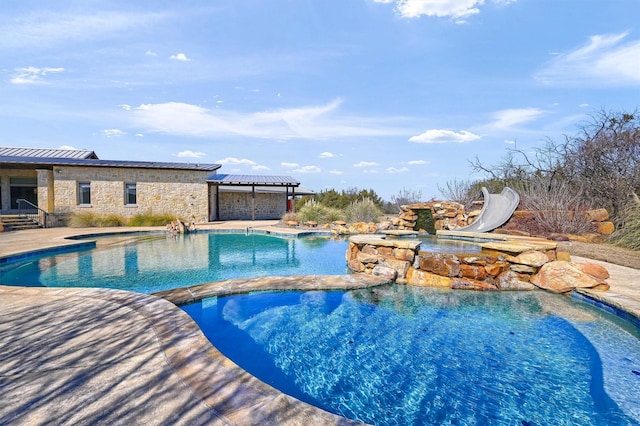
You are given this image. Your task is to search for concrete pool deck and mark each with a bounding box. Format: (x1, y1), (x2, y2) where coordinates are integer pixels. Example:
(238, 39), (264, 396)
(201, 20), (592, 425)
(1, 224), (639, 424)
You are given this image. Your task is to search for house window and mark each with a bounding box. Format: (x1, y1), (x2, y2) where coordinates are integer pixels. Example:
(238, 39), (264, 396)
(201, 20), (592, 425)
(78, 182), (91, 205)
(125, 183), (137, 205)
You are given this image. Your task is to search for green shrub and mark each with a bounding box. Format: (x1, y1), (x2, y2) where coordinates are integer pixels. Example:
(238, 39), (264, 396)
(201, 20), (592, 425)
(612, 194), (640, 251)
(128, 212), (179, 227)
(344, 198), (383, 223)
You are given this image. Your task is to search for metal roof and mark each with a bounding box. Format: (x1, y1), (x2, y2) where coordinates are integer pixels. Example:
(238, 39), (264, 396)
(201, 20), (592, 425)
(0, 147), (98, 159)
(218, 185), (315, 195)
(208, 174), (300, 186)
(0, 156), (222, 171)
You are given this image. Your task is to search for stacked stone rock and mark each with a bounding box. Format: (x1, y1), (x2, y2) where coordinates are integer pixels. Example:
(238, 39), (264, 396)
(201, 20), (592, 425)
(346, 235), (610, 294)
(394, 201), (473, 231)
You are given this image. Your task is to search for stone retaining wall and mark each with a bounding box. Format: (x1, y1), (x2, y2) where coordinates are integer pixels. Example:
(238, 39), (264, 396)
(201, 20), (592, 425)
(347, 233), (610, 294)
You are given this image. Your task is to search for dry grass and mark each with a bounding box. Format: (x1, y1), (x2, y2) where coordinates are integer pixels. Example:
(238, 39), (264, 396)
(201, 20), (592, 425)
(560, 241), (640, 270)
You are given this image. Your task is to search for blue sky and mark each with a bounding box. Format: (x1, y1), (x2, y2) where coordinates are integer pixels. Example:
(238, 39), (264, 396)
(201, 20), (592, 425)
(1, 0), (639, 200)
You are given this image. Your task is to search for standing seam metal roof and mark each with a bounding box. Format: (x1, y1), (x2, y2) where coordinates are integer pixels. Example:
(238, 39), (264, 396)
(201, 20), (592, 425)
(0, 147), (98, 159)
(0, 156), (222, 171)
(207, 174), (300, 186)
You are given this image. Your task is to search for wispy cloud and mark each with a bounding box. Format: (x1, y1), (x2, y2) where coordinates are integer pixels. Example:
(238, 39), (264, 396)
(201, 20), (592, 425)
(281, 162), (300, 168)
(535, 32), (640, 87)
(373, 0), (518, 21)
(354, 161), (379, 167)
(294, 165), (321, 173)
(101, 129), (127, 138)
(408, 160), (430, 165)
(487, 108), (544, 130)
(130, 100), (408, 140)
(170, 53), (191, 62)
(216, 157), (257, 166)
(386, 167), (409, 173)
(2, 11), (167, 48)
(409, 129), (480, 144)
(176, 150), (206, 158)
(319, 151), (335, 158)
(329, 170), (344, 175)
(10, 66), (64, 84)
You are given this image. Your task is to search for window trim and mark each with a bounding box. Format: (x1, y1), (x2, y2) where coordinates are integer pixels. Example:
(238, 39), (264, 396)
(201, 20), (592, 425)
(124, 182), (137, 206)
(78, 182), (91, 206)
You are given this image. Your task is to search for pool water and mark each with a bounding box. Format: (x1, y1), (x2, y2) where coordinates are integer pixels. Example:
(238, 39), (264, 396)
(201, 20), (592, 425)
(0, 233), (349, 293)
(183, 285), (640, 425)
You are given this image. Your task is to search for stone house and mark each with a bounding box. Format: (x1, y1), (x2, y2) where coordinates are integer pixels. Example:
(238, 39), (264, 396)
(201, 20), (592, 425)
(0, 147), (311, 226)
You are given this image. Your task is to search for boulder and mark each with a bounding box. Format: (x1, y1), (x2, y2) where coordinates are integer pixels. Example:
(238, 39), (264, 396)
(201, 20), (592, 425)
(450, 278), (498, 291)
(574, 262), (610, 280)
(531, 261), (603, 293)
(596, 221), (615, 235)
(514, 250), (550, 267)
(406, 268), (452, 287)
(380, 258), (411, 279)
(495, 271), (536, 291)
(372, 265), (397, 281)
(460, 264), (487, 281)
(419, 254), (460, 277)
(584, 208), (609, 222)
(484, 262), (508, 277)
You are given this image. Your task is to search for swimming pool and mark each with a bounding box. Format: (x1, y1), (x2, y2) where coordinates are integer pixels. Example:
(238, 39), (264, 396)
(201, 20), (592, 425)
(0, 232), (350, 293)
(183, 285), (640, 425)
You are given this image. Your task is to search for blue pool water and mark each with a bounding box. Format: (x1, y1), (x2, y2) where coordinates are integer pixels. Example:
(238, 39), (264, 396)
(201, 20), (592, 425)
(183, 286), (640, 425)
(0, 233), (349, 293)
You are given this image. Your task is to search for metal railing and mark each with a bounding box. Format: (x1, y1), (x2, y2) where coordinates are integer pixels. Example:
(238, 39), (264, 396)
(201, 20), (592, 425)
(16, 199), (49, 228)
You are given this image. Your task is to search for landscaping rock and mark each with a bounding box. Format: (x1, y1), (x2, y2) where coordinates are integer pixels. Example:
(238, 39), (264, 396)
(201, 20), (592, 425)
(450, 278), (498, 291)
(531, 261), (603, 293)
(495, 271), (536, 291)
(574, 262), (610, 280)
(514, 250), (550, 267)
(419, 254), (460, 277)
(372, 265), (397, 280)
(584, 208), (609, 222)
(406, 268), (452, 287)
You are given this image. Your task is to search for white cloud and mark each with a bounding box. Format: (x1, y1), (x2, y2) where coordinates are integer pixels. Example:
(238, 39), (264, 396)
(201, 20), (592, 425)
(535, 32), (640, 86)
(145, 51), (157, 56)
(354, 161), (379, 167)
(386, 167), (409, 173)
(176, 150), (206, 158)
(488, 108), (544, 129)
(10, 66), (64, 84)
(579, 103), (590, 108)
(504, 139), (516, 145)
(409, 129), (480, 144)
(170, 53), (191, 62)
(319, 152), (335, 158)
(58, 145), (78, 150)
(375, 0), (517, 20)
(252, 165), (270, 171)
(329, 170), (344, 175)
(281, 162), (300, 168)
(215, 157), (257, 166)
(294, 165), (321, 173)
(101, 129), (127, 138)
(129, 100), (408, 141)
(408, 160), (430, 165)
(119, 104), (132, 111)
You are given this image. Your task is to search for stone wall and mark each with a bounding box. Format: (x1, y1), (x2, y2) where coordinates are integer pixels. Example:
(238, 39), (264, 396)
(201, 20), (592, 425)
(347, 234), (610, 293)
(394, 201), (472, 231)
(50, 166), (210, 223)
(217, 192), (286, 220)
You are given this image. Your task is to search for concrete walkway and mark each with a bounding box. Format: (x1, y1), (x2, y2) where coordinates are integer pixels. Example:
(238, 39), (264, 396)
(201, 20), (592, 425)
(1, 224), (639, 425)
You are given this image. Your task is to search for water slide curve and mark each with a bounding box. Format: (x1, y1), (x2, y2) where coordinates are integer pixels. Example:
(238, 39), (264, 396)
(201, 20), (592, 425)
(455, 187), (520, 233)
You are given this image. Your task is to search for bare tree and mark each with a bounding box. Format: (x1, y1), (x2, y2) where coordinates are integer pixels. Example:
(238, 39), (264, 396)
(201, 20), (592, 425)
(388, 188), (423, 213)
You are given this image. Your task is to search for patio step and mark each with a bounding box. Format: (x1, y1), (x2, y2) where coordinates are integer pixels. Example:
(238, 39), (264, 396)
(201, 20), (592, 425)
(0, 215), (42, 231)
